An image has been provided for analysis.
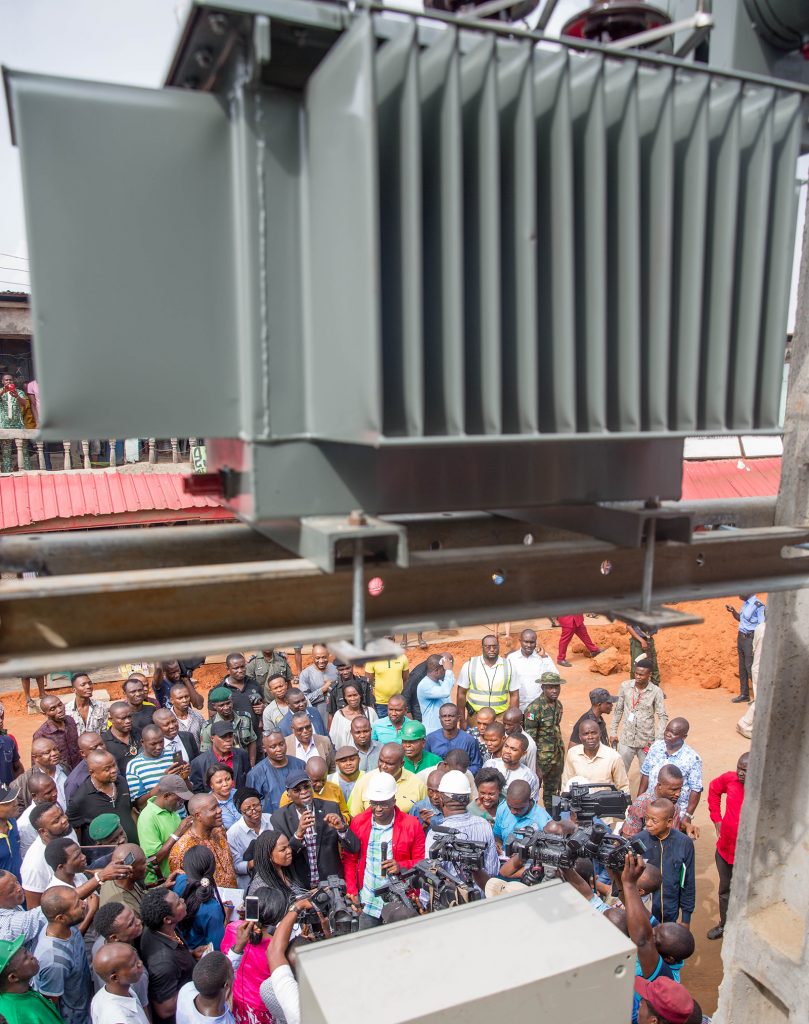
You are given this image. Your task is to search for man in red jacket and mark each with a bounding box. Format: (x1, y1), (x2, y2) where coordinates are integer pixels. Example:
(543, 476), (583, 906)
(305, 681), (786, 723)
(343, 772), (425, 929)
(706, 751), (749, 940)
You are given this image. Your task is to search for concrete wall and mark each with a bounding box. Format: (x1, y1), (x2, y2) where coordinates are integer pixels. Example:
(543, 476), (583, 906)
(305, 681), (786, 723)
(0, 298), (32, 340)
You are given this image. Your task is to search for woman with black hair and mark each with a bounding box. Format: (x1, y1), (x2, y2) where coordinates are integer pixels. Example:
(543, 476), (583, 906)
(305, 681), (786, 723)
(246, 830), (308, 901)
(173, 845), (227, 949)
(222, 888), (287, 1023)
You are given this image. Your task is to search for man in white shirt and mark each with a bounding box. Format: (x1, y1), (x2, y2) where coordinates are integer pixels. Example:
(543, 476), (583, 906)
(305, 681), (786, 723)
(176, 926), (253, 1024)
(17, 774), (59, 860)
(502, 708), (538, 769)
(21, 802), (79, 907)
(506, 630), (558, 711)
(483, 735), (540, 801)
(91, 941), (149, 1024)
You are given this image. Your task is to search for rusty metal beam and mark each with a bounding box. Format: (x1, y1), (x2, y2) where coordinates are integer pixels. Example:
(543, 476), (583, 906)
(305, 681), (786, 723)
(0, 522), (806, 676)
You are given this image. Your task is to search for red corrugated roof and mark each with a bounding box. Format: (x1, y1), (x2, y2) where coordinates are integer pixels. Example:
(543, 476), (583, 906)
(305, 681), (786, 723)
(682, 457), (781, 500)
(0, 471), (233, 532)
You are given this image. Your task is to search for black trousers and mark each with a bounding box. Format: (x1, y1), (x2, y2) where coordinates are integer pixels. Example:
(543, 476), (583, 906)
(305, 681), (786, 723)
(716, 849), (734, 925)
(737, 632), (754, 698)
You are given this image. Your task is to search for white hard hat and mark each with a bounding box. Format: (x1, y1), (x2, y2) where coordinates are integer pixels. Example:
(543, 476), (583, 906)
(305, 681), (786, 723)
(366, 772), (397, 801)
(438, 770), (472, 795)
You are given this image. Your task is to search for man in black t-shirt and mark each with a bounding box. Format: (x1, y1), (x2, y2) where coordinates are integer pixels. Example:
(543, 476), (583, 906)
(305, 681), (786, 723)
(568, 688), (617, 749)
(140, 887), (195, 1024)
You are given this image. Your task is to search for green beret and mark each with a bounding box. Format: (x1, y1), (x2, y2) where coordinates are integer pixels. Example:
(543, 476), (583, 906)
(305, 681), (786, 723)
(400, 720), (427, 741)
(88, 813), (121, 841)
(540, 672), (565, 685)
(209, 686), (232, 702)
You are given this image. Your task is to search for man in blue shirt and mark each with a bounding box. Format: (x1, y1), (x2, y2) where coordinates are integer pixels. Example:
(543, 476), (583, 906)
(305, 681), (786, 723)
(425, 704), (482, 774)
(726, 594), (765, 703)
(492, 779), (550, 848)
(277, 689), (327, 737)
(416, 655), (454, 734)
(247, 731), (306, 812)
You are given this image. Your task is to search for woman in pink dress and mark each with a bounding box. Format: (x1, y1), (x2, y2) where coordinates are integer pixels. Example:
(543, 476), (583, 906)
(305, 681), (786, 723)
(222, 889), (288, 1024)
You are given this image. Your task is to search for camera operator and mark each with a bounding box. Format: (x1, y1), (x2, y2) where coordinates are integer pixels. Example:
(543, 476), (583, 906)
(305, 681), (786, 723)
(425, 771), (500, 888)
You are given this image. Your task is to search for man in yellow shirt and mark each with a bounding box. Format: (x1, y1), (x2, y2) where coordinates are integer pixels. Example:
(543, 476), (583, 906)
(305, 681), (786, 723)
(348, 743), (426, 816)
(365, 646), (409, 718)
(279, 756), (350, 820)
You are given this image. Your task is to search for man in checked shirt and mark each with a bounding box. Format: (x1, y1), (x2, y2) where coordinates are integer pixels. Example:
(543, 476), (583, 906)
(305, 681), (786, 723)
(611, 657), (668, 784)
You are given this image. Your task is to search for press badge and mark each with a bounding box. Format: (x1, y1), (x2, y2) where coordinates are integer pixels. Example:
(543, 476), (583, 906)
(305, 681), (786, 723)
(627, 712), (636, 723)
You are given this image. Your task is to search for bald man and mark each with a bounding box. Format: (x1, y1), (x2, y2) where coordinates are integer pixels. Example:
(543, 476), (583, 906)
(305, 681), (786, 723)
(91, 940), (148, 1024)
(168, 793), (237, 886)
(67, 750), (138, 844)
(638, 717), (703, 825)
(634, 798), (696, 926)
(32, 696), (80, 772)
(34, 885), (92, 1024)
(64, 731), (106, 806)
(348, 743), (427, 816)
(17, 737), (67, 812)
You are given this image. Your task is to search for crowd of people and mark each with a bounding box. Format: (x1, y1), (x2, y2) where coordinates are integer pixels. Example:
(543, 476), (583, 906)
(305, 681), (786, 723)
(0, 611), (758, 1024)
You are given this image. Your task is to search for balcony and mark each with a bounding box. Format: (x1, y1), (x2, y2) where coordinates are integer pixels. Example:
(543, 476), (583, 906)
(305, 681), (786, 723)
(0, 429), (202, 471)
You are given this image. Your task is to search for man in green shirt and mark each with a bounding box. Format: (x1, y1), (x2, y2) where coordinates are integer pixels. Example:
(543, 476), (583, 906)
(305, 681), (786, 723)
(401, 721), (442, 775)
(0, 934), (64, 1024)
(136, 776), (193, 883)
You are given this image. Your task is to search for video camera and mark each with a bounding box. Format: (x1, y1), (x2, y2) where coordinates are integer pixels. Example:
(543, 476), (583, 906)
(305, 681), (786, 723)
(552, 782), (631, 822)
(304, 874), (359, 937)
(505, 821), (646, 886)
(373, 825), (487, 916)
(427, 824), (487, 871)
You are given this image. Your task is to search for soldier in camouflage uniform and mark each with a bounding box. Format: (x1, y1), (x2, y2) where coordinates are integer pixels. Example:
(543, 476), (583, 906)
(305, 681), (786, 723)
(247, 649), (296, 702)
(524, 671), (566, 814)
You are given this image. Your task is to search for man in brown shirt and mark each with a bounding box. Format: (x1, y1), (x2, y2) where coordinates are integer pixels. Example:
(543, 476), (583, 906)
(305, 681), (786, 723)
(610, 658), (667, 776)
(33, 697), (80, 772)
(168, 792), (237, 886)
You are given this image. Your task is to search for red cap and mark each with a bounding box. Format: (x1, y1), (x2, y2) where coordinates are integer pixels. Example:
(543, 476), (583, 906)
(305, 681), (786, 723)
(634, 977), (694, 1024)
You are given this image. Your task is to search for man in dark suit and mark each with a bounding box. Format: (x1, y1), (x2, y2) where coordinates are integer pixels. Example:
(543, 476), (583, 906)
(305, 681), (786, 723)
(190, 721), (250, 793)
(270, 769), (358, 886)
(153, 708), (200, 761)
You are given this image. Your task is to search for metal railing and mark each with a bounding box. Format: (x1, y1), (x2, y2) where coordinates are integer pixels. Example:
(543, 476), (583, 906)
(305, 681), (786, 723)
(0, 429), (199, 471)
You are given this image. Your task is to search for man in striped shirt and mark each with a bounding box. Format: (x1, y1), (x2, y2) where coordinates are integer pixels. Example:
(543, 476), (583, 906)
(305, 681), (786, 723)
(125, 726), (180, 811)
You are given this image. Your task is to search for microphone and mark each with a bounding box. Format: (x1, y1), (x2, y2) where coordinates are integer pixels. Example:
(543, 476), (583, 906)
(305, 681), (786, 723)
(381, 840), (389, 875)
(302, 798), (316, 838)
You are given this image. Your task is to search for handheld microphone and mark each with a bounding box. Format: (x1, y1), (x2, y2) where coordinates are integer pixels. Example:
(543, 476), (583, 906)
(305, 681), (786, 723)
(381, 840), (389, 875)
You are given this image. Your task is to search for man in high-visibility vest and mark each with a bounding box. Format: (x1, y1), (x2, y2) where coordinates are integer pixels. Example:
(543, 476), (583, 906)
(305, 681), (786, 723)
(456, 636), (519, 729)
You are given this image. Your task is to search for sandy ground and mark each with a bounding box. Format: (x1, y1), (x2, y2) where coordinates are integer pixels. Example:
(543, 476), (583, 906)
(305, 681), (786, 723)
(6, 597), (749, 1014)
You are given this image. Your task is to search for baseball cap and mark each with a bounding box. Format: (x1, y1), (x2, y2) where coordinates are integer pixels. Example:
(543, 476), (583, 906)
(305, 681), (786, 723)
(157, 775), (193, 799)
(634, 978), (694, 1024)
(0, 783), (20, 806)
(285, 770), (311, 790)
(335, 746), (359, 760)
(0, 936), (25, 975)
(209, 686), (232, 702)
(366, 772), (397, 801)
(540, 672), (565, 685)
(437, 770), (471, 795)
(211, 720), (235, 737)
(399, 720), (427, 741)
(589, 687), (617, 704)
(88, 813), (121, 842)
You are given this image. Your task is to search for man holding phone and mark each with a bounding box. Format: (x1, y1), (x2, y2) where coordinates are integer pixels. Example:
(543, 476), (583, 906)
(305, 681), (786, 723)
(152, 709), (198, 766)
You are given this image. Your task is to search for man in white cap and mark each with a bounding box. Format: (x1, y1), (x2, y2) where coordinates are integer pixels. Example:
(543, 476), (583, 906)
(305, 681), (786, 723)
(343, 772), (425, 929)
(426, 771), (500, 886)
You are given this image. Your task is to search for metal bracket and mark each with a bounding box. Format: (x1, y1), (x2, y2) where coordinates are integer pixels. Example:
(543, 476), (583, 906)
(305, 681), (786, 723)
(606, 11), (714, 53)
(498, 503), (693, 548)
(328, 637), (404, 665)
(257, 512), (408, 573)
(607, 606), (704, 633)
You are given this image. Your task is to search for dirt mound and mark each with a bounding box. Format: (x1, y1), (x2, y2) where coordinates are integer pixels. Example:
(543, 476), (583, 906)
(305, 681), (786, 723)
(590, 647), (622, 675)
